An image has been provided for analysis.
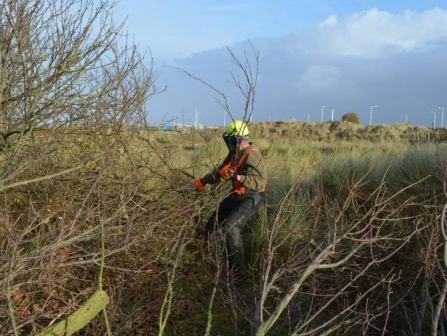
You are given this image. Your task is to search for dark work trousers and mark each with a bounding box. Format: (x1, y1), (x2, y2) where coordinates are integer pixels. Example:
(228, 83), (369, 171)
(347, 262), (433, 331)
(205, 191), (265, 274)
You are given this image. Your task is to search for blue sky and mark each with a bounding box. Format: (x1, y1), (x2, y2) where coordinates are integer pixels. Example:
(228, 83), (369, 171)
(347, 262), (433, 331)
(115, 0), (446, 60)
(113, 1), (447, 126)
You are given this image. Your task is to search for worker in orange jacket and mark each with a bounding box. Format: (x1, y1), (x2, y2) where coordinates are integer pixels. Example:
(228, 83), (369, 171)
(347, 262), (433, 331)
(195, 120), (267, 275)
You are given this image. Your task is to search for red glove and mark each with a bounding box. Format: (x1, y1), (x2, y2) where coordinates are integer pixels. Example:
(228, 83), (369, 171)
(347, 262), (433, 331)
(194, 177), (205, 192)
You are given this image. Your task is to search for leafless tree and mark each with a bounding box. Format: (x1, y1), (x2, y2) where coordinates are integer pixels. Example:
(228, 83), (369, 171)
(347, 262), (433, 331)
(0, 0), (157, 334)
(168, 42), (259, 128)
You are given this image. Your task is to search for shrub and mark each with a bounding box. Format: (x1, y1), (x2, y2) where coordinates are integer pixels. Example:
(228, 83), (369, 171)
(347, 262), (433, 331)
(254, 144), (447, 335)
(342, 112), (360, 124)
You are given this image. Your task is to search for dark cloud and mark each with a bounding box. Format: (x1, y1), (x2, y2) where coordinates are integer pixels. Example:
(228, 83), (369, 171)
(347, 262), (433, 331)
(149, 9), (447, 126)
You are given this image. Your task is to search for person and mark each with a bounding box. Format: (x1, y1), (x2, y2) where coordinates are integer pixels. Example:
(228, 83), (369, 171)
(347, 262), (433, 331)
(194, 119), (267, 275)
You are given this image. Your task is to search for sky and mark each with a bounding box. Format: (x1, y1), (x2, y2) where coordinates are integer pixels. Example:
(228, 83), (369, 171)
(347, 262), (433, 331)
(114, 1), (447, 126)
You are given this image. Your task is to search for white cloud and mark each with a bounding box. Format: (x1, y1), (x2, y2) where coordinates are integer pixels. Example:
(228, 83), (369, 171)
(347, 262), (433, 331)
(319, 15), (338, 28)
(317, 8), (447, 57)
(153, 8), (447, 126)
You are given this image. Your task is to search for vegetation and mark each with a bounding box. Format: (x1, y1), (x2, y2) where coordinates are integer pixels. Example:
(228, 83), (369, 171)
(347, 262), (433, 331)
(250, 120), (447, 142)
(2, 120), (447, 335)
(342, 112), (360, 124)
(1, 1), (447, 335)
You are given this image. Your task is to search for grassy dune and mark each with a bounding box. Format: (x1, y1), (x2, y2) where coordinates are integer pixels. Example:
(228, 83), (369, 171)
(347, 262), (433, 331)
(252, 120), (446, 142)
(1, 122), (447, 335)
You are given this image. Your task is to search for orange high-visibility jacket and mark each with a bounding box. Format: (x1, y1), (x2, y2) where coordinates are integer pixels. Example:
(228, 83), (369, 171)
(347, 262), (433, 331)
(203, 145), (267, 194)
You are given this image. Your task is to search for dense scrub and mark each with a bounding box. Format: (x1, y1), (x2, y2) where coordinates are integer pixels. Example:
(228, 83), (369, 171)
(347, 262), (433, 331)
(2, 122), (446, 335)
(269, 144), (447, 335)
(341, 112), (360, 124)
(1, 2), (446, 334)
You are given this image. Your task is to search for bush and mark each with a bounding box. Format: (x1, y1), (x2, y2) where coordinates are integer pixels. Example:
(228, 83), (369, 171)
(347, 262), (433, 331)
(287, 144), (447, 334)
(245, 144), (447, 335)
(342, 112), (360, 124)
(0, 1), (154, 334)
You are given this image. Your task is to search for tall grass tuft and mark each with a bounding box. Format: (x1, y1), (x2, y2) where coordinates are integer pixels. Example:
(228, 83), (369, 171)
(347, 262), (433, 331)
(249, 143), (447, 335)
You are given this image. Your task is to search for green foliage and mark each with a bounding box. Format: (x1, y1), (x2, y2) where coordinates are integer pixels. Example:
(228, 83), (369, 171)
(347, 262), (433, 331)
(305, 144), (447, 203)
(249, 143), (446, 334)
(385, 145), (446, 201)
(341, 112), (360, 124)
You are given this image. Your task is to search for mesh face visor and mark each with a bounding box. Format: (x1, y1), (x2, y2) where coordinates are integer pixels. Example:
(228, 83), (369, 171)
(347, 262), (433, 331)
(222, 132), (230, 142)
(223, 133), (250, 154)
(222, 133), (236, 151)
